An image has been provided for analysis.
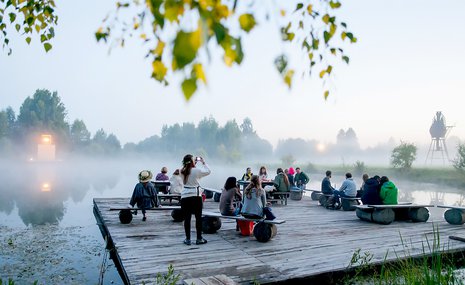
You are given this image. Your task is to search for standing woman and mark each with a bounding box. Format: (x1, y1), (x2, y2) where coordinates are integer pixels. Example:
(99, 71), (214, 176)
(180, 154), (211, 245)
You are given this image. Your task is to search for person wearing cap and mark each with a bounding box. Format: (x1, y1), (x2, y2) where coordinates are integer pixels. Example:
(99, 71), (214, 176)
(129, 170), (160, 221)
(287, 167), (296, 187)
(180, 154), (211, 246)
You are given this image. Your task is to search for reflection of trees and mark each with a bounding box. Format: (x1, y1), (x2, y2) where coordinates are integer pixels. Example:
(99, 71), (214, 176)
(429, 191), (445, 205)
(0, 160), (120, 226)
(453, 193), (465, 206)
(398, 190), (413, 202)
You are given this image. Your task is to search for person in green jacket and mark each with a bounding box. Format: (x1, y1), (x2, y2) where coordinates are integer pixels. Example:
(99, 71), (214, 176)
(379, 176), (398, 205)
(273, 168), (290, 192)
(294, 167), (310, 190)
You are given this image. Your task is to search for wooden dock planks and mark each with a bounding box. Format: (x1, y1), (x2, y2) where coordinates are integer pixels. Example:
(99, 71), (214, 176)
(93, 197), (465, 285)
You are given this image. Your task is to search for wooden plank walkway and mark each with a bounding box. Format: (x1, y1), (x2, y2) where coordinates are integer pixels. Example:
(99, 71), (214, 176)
(93, 197), (465, 285)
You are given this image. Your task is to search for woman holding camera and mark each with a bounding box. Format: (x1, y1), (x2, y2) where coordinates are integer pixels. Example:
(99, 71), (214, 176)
(180, 154), (211, 245)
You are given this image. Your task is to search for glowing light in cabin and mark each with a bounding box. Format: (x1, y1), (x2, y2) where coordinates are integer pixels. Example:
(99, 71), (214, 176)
(41, 135), (52, 145)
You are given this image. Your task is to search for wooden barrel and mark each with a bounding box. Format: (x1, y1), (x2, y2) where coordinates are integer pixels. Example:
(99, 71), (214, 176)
(408, 207), (430, 222)
(119, 209), (133, 224)
(319, 195), (328, 207)
(290, 189), (303, 201)
(444, 208), (465, 225)
(204, 190), (214, 199)
(253, 222), (274, 242)
(270, 224), (278, 238)
(171, 209), (184, 222)
(214, 192), (221, 202)
(311, 191), (322, 201)
(341, 199), (358, 211)
(356, 208), (395, 225)
(372, 208), (395, 225)
(202, 216), (222, 234)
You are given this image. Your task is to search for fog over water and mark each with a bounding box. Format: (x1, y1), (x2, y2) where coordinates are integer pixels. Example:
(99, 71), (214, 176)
(1, 156), (465, 284)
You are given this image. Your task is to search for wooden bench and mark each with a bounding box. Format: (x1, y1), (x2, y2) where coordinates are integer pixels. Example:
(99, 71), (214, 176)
(304, 189), (323, 201)
(201, 211), (286, 242)
(152, 180), (170, 194)
(340, 197), (361, 211)
(109, 206), (182, 224)
(158, 193), (181, 205)
(270, 191), (290, 205)
(203, 187), (222, 202)
(437, 205), (465, 225)
(355, 204), (433, 225)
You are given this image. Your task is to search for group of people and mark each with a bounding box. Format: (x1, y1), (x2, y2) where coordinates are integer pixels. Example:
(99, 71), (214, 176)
(129, 154), (211, 246)
(321, 170), (398, 208)
(241, 165), (311, 193)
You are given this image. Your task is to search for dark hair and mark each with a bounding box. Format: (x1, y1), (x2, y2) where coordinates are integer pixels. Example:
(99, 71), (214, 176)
(373, 175), (380, 180)
(181, 154), (194, 184)
(277, 168), (284, 174)
(224, 176), (237, 190)
(362, 173), (369, 181)
(259, 166), (267, 175)
(326, 170), (332, 177)
(380, 176), (389, 184)
(345, 172), (352, 179)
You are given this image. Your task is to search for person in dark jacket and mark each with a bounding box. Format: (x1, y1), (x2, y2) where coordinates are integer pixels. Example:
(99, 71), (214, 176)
(321, 170), (336, 194)
(129, 170), (160, 221)
(219, 176), (242, 216)
(361, 175), (382, 205)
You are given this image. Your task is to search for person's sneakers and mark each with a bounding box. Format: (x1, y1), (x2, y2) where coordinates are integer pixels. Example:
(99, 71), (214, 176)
(183, 239), (191, 246)
(196, 238), (208, 245)
(142, 216), (147, 221)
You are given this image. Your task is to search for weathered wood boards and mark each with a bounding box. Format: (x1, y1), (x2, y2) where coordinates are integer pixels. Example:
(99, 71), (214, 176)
(183, 274), (238, 285)
(437, 205), (465, 225)
(356, 204), (433, 225)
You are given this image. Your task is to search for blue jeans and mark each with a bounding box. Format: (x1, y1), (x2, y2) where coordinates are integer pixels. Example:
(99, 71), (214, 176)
(332, 190), (350, 205)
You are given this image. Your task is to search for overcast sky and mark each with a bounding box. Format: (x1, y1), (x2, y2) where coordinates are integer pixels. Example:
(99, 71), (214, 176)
(1, 0), (464, 149)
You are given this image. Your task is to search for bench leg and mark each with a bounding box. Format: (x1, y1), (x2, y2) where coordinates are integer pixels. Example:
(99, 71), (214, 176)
(408, 207), (430, 222)
(119, 209), (133, 224)
(171, 209), (184, 222)
(202, 216), (222, 234)
(444, 209), (465, 225)
(319, 195), (328, 207)
(253, 222), (276, 242)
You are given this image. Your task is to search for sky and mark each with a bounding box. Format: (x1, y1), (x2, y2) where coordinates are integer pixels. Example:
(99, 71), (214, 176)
(1, 0), (465, 150)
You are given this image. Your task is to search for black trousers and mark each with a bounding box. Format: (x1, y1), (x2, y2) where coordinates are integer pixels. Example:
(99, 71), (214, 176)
(181, 196), (203, 240)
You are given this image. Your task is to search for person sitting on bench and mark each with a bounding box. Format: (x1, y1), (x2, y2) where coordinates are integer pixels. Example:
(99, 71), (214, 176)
(219, 176), (243, 216)
(129, 170), (160, 221)
(241, 175), (267, 219)
(361, 175), (382, 205)
(332, 172), (357, 207)
(241, 167), (253, 181)
(321, 170), (336, 195)
(379, 176), (398, 205)
(169, 169), (183, 194)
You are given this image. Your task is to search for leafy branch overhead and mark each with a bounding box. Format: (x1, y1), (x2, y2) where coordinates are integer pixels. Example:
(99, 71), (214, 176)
(1, 0), (357, 100)
(0, 0), (58, 54)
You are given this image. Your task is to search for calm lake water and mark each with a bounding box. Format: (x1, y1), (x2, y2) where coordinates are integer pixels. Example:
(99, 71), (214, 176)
(1, 159), (464, 284)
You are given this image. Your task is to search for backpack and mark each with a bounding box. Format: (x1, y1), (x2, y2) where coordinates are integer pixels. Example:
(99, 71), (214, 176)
(326, 195), (341, 210)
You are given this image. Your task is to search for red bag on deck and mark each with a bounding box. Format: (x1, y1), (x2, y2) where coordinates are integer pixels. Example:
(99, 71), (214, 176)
(238, 220), (254, 236)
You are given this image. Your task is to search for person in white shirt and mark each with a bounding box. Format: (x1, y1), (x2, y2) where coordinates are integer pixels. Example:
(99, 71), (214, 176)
(169, 169), (183, 194)
(332, 172), (357, 208)
(180, 154), (211, 245)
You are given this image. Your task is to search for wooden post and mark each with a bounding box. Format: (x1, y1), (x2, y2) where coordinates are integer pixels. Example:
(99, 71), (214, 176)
(171, 209), (184, 222)
(253, 222), (274, 242)
(444, 208), (465, 225)
(214, 192), (221, 202)
(311, 191), (322, 201)
(319, 195), (328, 207)
(202, 216), (222, 234)
(119, 209), (133, 224)
(408, 207), (430, 222)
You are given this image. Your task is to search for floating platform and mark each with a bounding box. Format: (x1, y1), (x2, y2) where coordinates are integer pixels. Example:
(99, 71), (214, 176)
(93, 197), (465, 284)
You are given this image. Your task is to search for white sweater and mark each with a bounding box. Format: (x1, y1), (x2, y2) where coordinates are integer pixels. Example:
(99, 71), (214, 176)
(180, 163), (211, 198)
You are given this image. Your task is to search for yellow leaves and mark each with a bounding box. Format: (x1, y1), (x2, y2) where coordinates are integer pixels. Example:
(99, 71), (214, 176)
(153, 40), (165, 56)
(172, 28), (202, 69)
(223, 48), (236, 67)
(280, 10), (286, 17)
(322, 14), (330, 24)
(307, 4), (313, 15)
(152, 60), (167, 82)
(182, 78), (197, 101)
(239, 14), (256, 33)
(133, 22), (140, 30)
(324, 90), (330, 100)
(213, 4), (230, 20)
(164, 1), (185, 23)
(193, 63), (207, 84)
(284, 69), (295, 88)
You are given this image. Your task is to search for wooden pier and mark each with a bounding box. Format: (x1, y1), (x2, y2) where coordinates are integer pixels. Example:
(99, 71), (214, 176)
(93, 196), (465, 285)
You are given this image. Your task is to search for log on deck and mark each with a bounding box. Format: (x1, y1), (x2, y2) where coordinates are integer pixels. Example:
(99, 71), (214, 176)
(93, 197), (465, 285)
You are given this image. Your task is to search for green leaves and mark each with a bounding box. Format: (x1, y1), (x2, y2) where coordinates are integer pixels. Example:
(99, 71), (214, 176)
(43, 42), (52, 52)
(173, 29), (202, 70)
(182, 79), (197, 101)
(274, 54), (294, 88)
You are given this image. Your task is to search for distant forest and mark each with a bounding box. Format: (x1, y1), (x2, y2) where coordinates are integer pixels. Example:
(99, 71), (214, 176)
(0, 89), (396, 164)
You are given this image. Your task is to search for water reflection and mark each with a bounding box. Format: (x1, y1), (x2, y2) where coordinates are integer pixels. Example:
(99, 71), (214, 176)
(0, 161), (120, 226)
